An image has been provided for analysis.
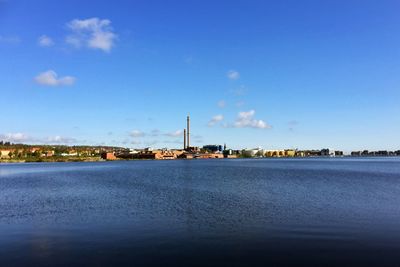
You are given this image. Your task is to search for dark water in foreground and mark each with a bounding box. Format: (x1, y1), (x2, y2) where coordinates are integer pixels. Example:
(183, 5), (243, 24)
(1, 158), (400, 267)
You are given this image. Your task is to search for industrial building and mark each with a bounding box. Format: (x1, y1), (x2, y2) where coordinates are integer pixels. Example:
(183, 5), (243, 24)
(183, 115), (199, 152)
(101, 152), (117, 160)
(203, 145), (223, 152)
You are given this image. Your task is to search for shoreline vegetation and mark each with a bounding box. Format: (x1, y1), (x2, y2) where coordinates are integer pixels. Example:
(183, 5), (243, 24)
(1, 142), (400, 163)
(2, 156), (400, 164)
(2, 154), (400, 164)
(0, 142), (122, 163)
(0, 156), (104, 163)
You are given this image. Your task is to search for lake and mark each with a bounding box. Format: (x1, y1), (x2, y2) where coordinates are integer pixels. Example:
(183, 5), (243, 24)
(1, 158), (400, 266)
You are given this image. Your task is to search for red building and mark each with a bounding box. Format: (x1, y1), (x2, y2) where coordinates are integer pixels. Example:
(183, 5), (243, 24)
(101, 152), (116, 160)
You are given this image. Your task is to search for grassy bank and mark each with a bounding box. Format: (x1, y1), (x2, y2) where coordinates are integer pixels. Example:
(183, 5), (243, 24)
(0, 156), (104, 163)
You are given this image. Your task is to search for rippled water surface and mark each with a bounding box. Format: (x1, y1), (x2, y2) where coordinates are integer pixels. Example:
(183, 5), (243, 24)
(1, 158), (400, 266)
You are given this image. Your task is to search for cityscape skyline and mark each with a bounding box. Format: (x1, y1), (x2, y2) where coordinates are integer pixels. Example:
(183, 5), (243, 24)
(1, 0), (400, 151)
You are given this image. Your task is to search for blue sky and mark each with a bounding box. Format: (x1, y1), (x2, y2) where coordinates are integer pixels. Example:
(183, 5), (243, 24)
(1, 0), (400, 151)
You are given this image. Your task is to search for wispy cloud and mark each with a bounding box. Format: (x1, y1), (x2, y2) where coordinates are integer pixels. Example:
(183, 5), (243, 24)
(47, 135), (77, 144)
(0, 35), (20, 44)
(144, 140), (159, 146)
(128, 129), (182, 139)
(227, 70), (240, 80)
(164, 130), (183, 137)
(217, 100), (226, 108)
(164, 140), (183, 144)
(38, 35), (54, 47)
(208, 114), (224, 127)
(236, 101), (245, 107)
(193, 134), (203, 143)
(129, 130), (145, 137)
(193, 134), (203, 139)
(230, 85), (247, 96)
(288, 120), (299, 132)
(121, 139), (129, 145)
(66, 17), (117, 52)
(0, 133), (78, 144)
(228, 110), (271, 129)
(34, 70), (76, 86)
(0, 133), (30, 143)
(150, 129), (161, 136)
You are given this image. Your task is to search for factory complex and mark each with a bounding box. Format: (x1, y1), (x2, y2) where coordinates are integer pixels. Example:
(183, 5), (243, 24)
(113, 115), (228, 160)
(101, 116), (400, 161)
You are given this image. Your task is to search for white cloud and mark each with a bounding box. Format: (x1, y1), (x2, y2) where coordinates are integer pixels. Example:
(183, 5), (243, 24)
(66, 17), (117, 52)
(0, 133), (78, 144)
(0, 133), (30, 143)
(129, 130), (145, 137)
(231, 110), (271, 129)
(165, 130), (183, 137)
(47, 135), (77, 144)
(208, 114), (224, 127)
(34, 70), (76, 86)
(217, 100), (226, 108)
(227, 70), (240, 80)
(38, 35), (54, 47)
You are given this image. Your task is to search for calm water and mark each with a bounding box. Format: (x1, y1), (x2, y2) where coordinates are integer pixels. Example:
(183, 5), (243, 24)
(1, 158), (400, 266)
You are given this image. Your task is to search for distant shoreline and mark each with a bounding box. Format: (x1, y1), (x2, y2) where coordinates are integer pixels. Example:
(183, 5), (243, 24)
(2, 156), (400, 164)
(0, 157), (104, 163)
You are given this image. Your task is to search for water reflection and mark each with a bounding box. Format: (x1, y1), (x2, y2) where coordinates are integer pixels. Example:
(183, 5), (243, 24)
(1, 158), (400, 266)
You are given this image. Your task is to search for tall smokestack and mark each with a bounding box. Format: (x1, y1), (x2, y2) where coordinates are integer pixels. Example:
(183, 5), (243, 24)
(183, 129), (186, 149)
(187, 115), (190, 149)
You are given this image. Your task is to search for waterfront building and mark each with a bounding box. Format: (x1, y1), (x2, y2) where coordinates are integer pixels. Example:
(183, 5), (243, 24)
(196, 153), (224, 159)
(222, 148), (239, 158)
(376, 151), (389, 156)
(334, 151), (344, 156)
(101, 152), (117, 160)
(0, 149), (12, 159)
(320, 149), (330, 156)
(43, 150), (55, 157)
(284, 150), (296, 157)
(265, 150), (285, 157)
(296, 151), (306, 157)
(134, 149), (177, 160)
(203, 145), (223, 152)
(264, 149), (296, 157)
(304, 150), (322, 157)
(179, 153), (193, 159)
(242, 148), (264, 157)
